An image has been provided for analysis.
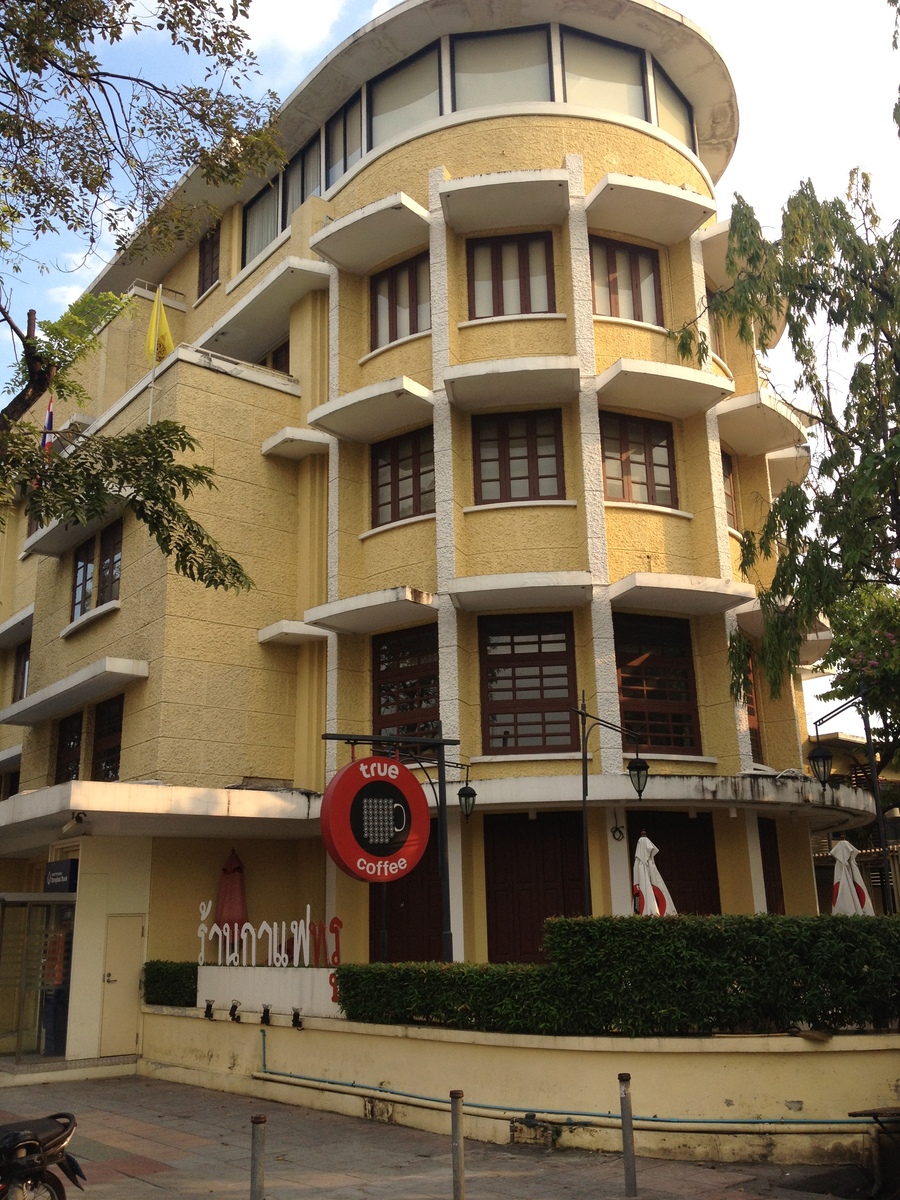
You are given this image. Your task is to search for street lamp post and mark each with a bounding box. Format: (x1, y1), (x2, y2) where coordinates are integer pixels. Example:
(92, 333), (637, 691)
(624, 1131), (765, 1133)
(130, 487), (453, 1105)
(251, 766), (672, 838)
(574, 694), (650, 917)
(322, 730), (477, 961)
(807, 686), (895, 915)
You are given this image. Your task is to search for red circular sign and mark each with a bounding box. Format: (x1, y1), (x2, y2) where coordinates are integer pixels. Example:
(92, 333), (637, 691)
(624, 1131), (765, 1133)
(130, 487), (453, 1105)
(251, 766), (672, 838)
(321, 756), (431, 882)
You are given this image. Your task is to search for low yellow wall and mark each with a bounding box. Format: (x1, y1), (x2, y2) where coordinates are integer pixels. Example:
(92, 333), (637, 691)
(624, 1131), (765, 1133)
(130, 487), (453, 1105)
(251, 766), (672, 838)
(139, 1010), (895, 1166)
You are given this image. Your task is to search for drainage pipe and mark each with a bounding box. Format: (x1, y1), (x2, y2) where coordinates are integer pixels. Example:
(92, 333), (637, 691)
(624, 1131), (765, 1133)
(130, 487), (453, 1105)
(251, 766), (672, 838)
(256, 1029), (873, 1135)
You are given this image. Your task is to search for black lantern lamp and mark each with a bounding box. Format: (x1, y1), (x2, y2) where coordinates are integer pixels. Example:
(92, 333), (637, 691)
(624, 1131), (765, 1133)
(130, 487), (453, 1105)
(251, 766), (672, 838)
(457, 765), (477, 820)
(808, 741), (833, 789)
(457, 783), (477, 819)
(627, 755), (650, 800)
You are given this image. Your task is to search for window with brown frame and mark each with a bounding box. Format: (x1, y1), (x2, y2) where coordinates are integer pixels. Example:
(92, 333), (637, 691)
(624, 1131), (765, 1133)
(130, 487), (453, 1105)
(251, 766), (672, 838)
(371, 428), (435, 528)
(722, 450), (737, 528)
(372, 625), (439, 741)
(746, 659), (764, 765)
(591, 237), (662, 326)
(257, 340), (290, 374)
(72, 519), (122, 621)
(198, 223), (220, 297)
(12, 639), (29, 703)
(91, 694), (124, 781)
(479, 613), (578, 753)
(326, 93), (362, 189)
(600, 412), (676, 508)
(473, 410), (564, 504)
(371, 253), (431, 350)
(706, 288), (721, 358)
(467, 233), (554, 319)
(55, 712), (84, 784)
(613, 614), (701, 753)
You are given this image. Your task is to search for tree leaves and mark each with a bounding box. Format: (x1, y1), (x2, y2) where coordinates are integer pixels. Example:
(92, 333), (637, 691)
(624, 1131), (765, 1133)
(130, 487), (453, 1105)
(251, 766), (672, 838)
(1, 419), (252, 591)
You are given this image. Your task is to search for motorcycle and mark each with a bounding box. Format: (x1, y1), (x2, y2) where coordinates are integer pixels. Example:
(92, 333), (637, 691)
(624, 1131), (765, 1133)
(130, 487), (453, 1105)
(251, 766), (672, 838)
(0, 1111), (85, 1199)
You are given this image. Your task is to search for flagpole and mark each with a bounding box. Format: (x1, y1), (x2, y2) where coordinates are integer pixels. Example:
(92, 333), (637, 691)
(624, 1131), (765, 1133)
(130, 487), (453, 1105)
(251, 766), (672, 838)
(148, 284), (162, 426)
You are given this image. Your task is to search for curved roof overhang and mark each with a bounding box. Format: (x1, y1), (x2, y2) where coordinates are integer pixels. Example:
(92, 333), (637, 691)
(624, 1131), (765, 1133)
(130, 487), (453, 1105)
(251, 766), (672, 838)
(91, 0), (737, 297)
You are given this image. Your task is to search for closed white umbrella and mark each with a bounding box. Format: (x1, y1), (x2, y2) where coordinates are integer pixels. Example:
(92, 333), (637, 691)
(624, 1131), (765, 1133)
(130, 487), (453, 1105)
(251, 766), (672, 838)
(830, 839), (875, 915)
(632, 833), (676, 916)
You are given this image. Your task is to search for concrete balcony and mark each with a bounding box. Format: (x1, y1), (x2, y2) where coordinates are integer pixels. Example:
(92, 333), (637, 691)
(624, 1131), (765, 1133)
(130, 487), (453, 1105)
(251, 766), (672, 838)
(309, 193), (429, 274)
(585, 174), (714, 245)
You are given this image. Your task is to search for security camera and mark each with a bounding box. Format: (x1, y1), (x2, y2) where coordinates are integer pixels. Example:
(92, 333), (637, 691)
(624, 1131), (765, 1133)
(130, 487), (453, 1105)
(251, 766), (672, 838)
(61, 811), (87, 835)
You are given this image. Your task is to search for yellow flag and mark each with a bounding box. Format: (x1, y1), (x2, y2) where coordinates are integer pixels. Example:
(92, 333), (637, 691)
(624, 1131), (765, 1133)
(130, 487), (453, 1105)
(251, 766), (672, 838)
(145, 288), (174, 365)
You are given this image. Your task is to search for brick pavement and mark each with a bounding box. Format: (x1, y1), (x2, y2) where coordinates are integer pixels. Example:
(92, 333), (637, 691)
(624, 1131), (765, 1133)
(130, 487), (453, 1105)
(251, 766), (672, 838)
(0, 1076), (865, 1199)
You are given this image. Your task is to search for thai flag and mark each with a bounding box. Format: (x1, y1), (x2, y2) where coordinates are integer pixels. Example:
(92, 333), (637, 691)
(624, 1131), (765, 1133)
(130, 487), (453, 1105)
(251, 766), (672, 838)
(40, 394), (53, 453)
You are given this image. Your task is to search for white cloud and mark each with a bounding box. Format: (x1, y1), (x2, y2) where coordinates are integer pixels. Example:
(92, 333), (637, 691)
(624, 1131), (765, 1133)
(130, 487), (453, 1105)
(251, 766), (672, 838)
(243, 0), (348, 55)
(370, 0), (397, 16)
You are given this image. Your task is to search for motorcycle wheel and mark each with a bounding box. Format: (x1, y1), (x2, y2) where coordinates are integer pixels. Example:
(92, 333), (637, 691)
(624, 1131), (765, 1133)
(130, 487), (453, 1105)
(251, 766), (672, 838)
(10, 1175), (66, 1200)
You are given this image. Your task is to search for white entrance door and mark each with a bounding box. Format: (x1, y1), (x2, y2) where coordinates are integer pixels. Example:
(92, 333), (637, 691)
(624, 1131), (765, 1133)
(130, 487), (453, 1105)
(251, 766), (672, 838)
(99, 914), (144, 1057)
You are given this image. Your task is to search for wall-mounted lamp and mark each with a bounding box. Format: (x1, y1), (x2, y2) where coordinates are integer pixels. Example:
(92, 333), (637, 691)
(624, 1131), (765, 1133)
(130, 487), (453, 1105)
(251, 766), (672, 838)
(204, 1000), (215, 1021)
(260, 1004), (271, 1026)
(291, 1008), (302, 1030)
(457, 782), (477, 821)
(229, 1000), (241, 1022)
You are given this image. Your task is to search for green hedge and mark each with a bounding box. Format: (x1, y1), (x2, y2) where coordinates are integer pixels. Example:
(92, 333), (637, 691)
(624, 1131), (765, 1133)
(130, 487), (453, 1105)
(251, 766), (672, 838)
(336, 915), (900, 1037)
(142, 960), (198, 1007)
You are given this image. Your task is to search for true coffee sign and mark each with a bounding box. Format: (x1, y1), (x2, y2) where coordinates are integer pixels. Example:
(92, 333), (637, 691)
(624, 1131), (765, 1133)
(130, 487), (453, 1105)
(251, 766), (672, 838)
(321, 756), (430, 882)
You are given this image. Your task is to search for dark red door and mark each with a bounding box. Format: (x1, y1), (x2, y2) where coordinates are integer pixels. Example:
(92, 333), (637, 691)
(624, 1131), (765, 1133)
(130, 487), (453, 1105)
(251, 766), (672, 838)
(368, 819), (442, 962)
(627, 810), (721, 914)
(484, 811), (585, 963)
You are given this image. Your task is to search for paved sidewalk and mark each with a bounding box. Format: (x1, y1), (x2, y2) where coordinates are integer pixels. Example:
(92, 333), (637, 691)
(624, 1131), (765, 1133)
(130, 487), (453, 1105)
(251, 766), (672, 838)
(0, 1076), (866, 1199)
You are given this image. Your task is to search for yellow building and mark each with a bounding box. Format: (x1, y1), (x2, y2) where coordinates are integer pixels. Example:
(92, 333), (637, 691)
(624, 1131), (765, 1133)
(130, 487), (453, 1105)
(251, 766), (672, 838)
(0, 0), (875, 1067)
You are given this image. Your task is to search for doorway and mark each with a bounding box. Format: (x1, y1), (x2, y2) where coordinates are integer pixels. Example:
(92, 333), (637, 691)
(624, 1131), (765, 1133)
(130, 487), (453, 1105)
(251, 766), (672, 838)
(99, 914), (144, 1057)
(484, 811), (585, 963)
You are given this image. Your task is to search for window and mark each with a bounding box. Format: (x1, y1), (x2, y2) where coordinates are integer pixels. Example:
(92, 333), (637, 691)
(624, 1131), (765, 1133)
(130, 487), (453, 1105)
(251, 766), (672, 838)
(257, 341), (290, 374)
(12, 639), (29, 702)
(283, 136), (321, 226)
(746, 659), (764, 765)
(722, 450), (737, 528)
(479, 613), (578, 753)
(198, 223), (220, 296)
(71, 519), (123, 622)
(654, 65), (694, 150)
(473, 410), (564, 504)
(562, 30), (646, 119)
(326, 94), (362, 189)
(372, 626), (439, 741)
(591, 237), (662, 326)
(600, 413), (676, 508)
(371, 253), (431, 350)
(453, 28), (552, 110)
(706, 288), (721, 358)
(372, 428), (435, 528)
(614, 614), (701, 753)
(0, 769), (19, 801)
(467, 234), (554, 319)
(55, 713), (83, 784)
(242, 184), (279, 266)
(369, 46), (441, 148)
(91, 695), (124, 781)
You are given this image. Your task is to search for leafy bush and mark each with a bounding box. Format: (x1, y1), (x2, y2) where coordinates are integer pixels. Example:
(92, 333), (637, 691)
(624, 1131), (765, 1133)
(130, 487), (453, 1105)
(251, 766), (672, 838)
(142, 960), (198, 1007)
(336, 915), (900, 1037)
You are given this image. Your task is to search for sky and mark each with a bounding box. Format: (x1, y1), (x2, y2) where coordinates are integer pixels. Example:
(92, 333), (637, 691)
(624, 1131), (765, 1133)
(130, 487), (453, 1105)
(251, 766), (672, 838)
(9, 0), (900, 736)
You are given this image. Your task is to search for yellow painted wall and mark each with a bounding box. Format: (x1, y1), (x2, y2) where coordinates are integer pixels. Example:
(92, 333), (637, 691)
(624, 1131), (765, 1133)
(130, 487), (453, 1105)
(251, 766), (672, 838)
(712, 810), (756, 913)
(776, 817), (819, 915)
(147, 837), (326, 961)
(141, 1012), (896, 1166)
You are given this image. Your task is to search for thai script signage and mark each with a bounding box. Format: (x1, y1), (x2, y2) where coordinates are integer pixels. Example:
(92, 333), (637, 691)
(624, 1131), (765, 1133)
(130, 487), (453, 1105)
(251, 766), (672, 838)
(320, 756), (430, 882)
(197, 901), (342, 968)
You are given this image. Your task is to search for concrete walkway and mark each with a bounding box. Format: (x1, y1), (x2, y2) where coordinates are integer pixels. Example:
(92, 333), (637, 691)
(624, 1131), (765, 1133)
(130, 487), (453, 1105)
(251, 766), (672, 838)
(0, 1076), (867, 1199)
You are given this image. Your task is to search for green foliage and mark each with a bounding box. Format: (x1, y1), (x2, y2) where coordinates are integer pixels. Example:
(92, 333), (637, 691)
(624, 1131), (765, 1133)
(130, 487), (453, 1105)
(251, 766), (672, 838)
(0, 418), (252, 590)
(0, 0), (281, 267)
(674, 169), (900, 701)
(336, 915), (900, 1037)
(4, 292), (132, 408)
(142, 960), (198, 1007)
